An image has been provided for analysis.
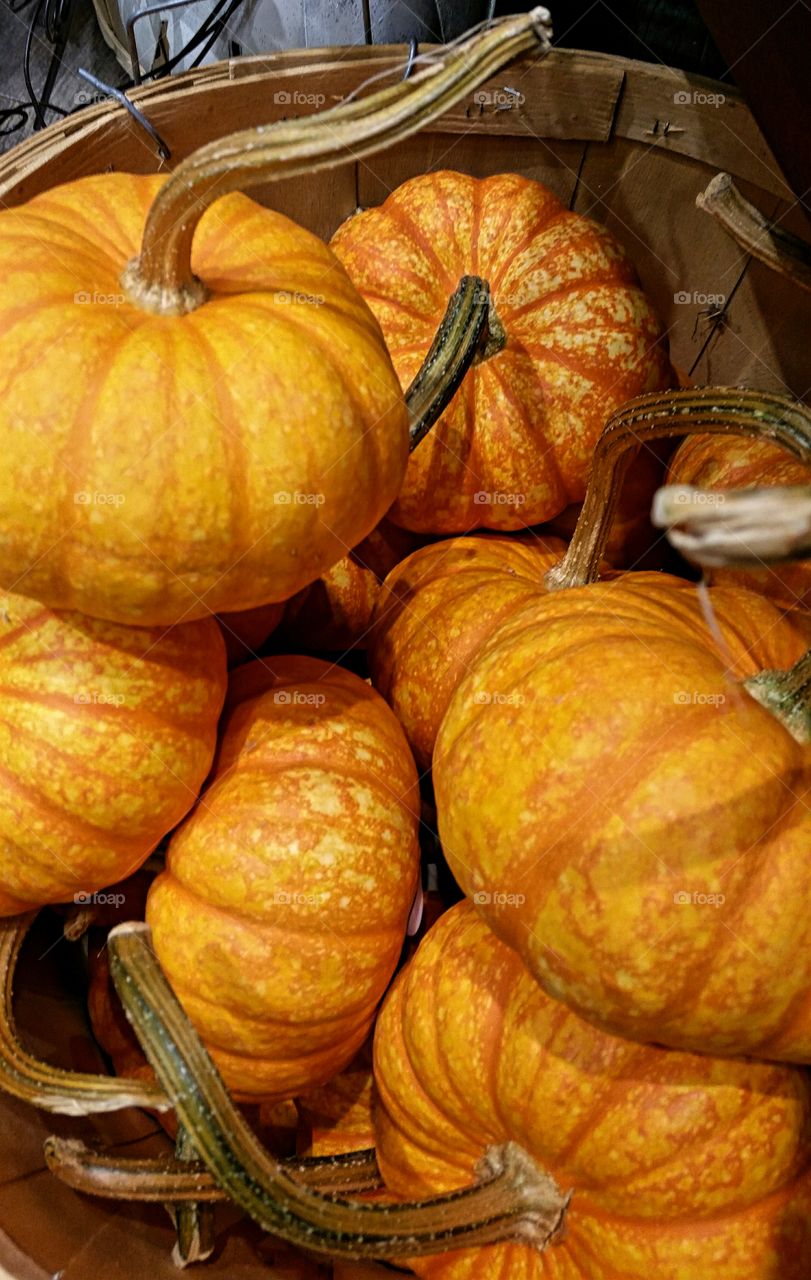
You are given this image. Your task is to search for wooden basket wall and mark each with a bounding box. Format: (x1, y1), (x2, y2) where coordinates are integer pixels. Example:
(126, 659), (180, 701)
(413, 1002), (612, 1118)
(0, 41), (810, 1280)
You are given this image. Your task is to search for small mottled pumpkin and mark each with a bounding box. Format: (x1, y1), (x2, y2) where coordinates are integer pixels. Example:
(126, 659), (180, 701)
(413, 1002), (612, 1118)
(0, 173), (407, 626)
(434, 571), (811, 1060)
(146, 656), (420, 1101)
(374, 902), (811, 1279)
(370, 534), (565, 770)
(0, 594), (225, 915)
(331, 170), (672, 533)
(282, 519), (423, 653)
(668, 432), (811, 609)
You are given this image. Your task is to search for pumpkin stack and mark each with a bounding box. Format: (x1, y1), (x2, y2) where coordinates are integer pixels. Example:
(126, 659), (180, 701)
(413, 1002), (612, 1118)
(1, 11), (810, 1280)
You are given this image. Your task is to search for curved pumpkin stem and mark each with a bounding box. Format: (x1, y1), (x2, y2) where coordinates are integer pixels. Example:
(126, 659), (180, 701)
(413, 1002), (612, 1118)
(122, 11), (552, 314)
(697, 173), (811, 293)
(546, 388), (811, 591)
(406, 275), (492, 451)
(0, 913), (169, 1115)
(172, 1123), (216, 1266)
(108, 922), (569, 1261)
(44, 1137), (381, 1200)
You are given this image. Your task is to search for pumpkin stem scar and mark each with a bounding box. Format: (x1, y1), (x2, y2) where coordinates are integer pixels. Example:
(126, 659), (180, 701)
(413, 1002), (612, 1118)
(0, 912), (169, 1115)
(545, 388), (811, 592)
(745, 649), (811, 743)
(108, 921), (569, 1261)
(44, 1137), (382, 1201)
(120, 10), (553, 315)
(406, 274), (493, 452)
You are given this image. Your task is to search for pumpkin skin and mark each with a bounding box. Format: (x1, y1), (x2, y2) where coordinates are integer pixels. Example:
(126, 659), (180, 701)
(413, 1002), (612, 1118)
(218, 602), (286, 667)
(433, 572), (811, 1060)
(296, 1042), (375, 1157)
(331, 171), (672, 533)
(146, 655), (420, 1101)
(374, 902), (811, 1280)
(668, 433), (811, 609)
(370, 534), (565, 771)
(282, 519), (423, 653)
(0, 593), (225, 915)
(0, 174), (408, 626)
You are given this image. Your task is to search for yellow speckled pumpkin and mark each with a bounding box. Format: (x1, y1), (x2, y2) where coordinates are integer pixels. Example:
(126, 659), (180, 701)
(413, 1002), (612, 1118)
(331, 171), (672, 533)
(296, 1042), (375, 1157)
(0, 174), (407, 626)
(434, 570), (811, 1061)
(146, 656), (420, 1101)
(0, 593), (225, 915)
(374, 902), (811, 1279)
(668, 432), (811, 609)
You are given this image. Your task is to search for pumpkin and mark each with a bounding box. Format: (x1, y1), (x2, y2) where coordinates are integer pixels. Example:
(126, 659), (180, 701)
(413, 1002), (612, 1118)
(145, 655), (421, 1101)
(0, 593), (225, 915)
(218, 602), (286, 667)
(425, 390), (811, 1061)
(370, 534), (565, 770)
(330, 170), (673, 534)
(0, 15), (545, 627)
(282, 519), (423, 653)
(668, 432), (811, 609)
(374, 901), (811, 1279)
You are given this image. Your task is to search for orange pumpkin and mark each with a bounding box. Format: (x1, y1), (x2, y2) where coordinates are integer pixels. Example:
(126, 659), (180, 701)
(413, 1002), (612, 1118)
(218, 602), (286, 667)
(296, 1043), (375, 1157)
(331, 170), (672, 534)
(0, 593), (225, 915)
(374, 902), (811, 1279)
(668, 433), (811, 609)
(370, 534), (565, 770)
(146, 656), (420, 1101)
(282, 519), (423, 653)
(434, 569), (811, 1061)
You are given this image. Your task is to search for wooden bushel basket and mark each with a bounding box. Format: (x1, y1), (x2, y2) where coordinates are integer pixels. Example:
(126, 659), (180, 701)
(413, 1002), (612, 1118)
(0, 38), (809, 1280)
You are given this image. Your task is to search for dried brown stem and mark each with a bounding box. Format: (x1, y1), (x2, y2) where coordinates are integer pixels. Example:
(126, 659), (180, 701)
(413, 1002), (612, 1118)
(697, 173), (811, 292)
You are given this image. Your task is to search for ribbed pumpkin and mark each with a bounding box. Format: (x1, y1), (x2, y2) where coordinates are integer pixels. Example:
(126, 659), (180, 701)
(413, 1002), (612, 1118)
(146, 655), (420, 1100)
(370, 534), (565, 770)
(668, 433), (811, 609)
(0, 173), (407, 626)
(331, 170), (672, 533)
(434, 571), (811, 1060)
(374, 902), (811, 1280)
(282, 519), (423, 653)
(0, 593), (225, 915)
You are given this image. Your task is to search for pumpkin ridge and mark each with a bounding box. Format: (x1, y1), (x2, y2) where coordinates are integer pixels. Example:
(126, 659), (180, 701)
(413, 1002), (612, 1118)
(6, 199), (133, 272)
(210, 747), (418, 808)
(0, 607), (54, 654)
(383, 198), (458, 298)
(503, 268), (645, 321)
(163, 857), (411, 939)
(482, 356), (570, 506)
(488, 205), (572, 294)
